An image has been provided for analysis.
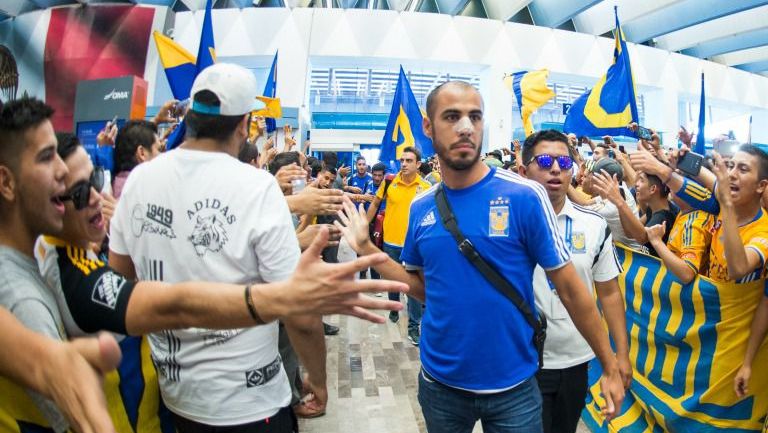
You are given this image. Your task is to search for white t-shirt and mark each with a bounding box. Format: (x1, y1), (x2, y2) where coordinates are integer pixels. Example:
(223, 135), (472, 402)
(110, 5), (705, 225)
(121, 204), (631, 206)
(532, 198), (622, 369)
(110, 148), (300, 425)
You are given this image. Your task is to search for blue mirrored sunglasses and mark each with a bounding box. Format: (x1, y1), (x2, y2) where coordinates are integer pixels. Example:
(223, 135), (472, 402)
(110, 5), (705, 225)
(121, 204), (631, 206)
(528, 154), (574, 170)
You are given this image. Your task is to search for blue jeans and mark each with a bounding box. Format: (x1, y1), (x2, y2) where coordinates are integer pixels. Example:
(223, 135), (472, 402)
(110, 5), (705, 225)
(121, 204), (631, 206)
(418, 370), (543, 433)
(382, 244), (423, 331)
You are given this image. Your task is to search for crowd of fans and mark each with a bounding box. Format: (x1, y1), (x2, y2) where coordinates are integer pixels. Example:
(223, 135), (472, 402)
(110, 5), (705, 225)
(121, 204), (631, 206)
(0, 62), (766, 433)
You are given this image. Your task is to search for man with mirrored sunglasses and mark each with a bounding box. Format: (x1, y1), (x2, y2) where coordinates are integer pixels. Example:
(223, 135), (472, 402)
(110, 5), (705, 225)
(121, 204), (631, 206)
(519, 130), (630, 433)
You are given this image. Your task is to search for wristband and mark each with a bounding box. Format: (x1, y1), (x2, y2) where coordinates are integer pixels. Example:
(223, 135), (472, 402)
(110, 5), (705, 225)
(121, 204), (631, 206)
(244, 285), (266, 325)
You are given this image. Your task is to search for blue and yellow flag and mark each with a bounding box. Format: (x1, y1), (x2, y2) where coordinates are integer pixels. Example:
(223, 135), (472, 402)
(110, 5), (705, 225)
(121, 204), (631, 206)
(261, 52), (278, 133)
(584, 246), (768, 433)
(694, 73), (706, 154)
(504, 69), (555, 137)
(564, 7), (638, 138)
(153, 31), (196, 101)
(379, 67), (433, 170)
(164, 0), (216, 151)
(195, 0), (215, 74)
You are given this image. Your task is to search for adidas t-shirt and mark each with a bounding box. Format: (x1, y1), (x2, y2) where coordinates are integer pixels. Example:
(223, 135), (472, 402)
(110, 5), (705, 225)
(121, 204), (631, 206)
(110, 148), (300, 425)
(401, 168), (571, 391)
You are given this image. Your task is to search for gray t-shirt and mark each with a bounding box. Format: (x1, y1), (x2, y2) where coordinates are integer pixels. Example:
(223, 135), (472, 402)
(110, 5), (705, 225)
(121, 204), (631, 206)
(0, 245), (69, 432)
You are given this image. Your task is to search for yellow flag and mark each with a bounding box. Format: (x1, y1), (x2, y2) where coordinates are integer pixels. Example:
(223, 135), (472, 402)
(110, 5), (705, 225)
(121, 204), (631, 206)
(504, 69), (555, 137)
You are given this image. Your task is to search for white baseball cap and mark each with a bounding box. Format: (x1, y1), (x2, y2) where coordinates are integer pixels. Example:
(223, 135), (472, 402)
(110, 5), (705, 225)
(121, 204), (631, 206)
(189, 63), (263, 116)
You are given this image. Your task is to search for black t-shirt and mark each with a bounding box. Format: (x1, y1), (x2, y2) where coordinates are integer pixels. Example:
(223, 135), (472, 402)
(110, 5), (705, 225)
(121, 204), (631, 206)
(56, 244), (136, 334)
(644, 207), (678, 256)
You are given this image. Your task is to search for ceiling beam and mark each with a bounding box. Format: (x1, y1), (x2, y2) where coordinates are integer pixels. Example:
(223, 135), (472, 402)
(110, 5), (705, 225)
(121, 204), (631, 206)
(734, 59), (768, 73)
(654, 5), (768, 52)
(621, 0), (768, 43)
(572, 0), (683, 36)
(528, 0), (601, 28)
(711, 45), (768, 66)
(681, 27), (768, 58)
(434, 0), (468, 15)
(481, 0), (530, 21)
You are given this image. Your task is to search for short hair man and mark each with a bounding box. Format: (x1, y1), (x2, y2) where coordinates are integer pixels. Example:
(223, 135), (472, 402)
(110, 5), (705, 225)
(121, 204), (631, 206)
(337, 81), (624, 432)
(109, 63), (327, 431)
(365, 146), (431, 343)
(708, 145), (768, 283)
(592, 143), (611, 161)
(519, 130), (630, 433)
(0, 97), (72, 432)
(112, 120), (162, 198)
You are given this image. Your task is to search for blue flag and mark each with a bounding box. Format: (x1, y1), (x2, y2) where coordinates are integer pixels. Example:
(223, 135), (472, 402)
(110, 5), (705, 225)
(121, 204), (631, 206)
(694, 73), (706, 154)
(263, 52), (278, 134)
(167, 0), (216, 151)
(379, 67), (433, 171)
(564, 7), (638, 138)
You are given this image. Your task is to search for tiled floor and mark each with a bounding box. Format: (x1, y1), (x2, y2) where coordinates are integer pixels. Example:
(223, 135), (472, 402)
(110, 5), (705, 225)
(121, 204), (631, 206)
(300, 301), (590, 433)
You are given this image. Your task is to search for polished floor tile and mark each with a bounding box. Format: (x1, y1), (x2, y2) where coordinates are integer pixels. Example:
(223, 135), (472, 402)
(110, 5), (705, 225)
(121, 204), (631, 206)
(300, 301), (589, 433)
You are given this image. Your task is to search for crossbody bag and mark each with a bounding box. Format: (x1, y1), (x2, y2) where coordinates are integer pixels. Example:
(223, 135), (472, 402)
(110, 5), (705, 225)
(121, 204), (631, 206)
(434, 184), (547, 369)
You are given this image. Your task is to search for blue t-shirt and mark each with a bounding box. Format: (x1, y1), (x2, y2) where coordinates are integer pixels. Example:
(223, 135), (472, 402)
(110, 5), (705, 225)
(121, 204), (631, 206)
(348, 173), (374, 210)
(401, 168), (571, 391)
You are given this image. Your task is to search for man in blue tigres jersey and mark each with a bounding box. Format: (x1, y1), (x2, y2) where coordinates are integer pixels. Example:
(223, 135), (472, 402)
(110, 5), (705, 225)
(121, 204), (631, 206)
(336, 81), (625, 433)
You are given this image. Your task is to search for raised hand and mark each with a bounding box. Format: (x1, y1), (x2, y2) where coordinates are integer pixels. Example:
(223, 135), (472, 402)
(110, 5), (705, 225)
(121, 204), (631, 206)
(288, 187), (344, 216)
(629, 148), (671, 180)
(152, 99), (181, 125)
(275, 163), (306, 195)
(284, 227), (407, 323)
(678, 126), (693, 146)
(592, 171), (623, 205)
(96, 123), (117, 147)
(711, 152), (732, 206)
(101, 192), (117, 233)
(339, 165), (351, 178)
(334, 196), (374, 254)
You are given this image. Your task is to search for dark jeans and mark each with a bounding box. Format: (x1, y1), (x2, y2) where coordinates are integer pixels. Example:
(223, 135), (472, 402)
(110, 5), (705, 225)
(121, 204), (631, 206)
(418, 370), (543, 433)
(382, 244), (423, 331)
(536, 362), (589, 433)
(171, 406), (297, 433)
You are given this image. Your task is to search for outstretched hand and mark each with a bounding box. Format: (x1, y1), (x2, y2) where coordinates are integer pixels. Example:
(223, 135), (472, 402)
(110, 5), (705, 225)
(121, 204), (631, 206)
(334, 196), (374, 254)
(285, 226), (407, 323)
(592, 171), (623, 205)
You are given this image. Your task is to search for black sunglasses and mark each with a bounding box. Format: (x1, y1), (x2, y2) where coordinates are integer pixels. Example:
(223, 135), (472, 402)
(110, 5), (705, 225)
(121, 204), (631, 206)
(60, 166), (105, 210)
(527, 154), (574, 170)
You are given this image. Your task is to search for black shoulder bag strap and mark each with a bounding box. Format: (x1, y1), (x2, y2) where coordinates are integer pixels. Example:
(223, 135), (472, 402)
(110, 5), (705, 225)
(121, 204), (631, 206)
(434, 184), (547, 368)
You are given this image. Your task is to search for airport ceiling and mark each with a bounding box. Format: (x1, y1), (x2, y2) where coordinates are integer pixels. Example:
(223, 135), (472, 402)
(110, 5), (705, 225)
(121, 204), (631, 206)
(3, 0), (768, 74)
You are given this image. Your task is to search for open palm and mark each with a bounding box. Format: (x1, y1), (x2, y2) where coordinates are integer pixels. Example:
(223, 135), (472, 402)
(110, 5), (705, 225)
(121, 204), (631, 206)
(334, 196), (373, 254)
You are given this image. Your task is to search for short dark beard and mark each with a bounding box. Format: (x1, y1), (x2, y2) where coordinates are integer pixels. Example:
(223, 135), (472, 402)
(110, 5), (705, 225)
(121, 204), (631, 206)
(436, 139), (481, 171)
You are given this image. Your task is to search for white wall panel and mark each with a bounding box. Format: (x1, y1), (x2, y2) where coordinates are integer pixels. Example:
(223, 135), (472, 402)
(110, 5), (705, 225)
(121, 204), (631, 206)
(158, 7), (768, 140)
(311, 129), (383, 150)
